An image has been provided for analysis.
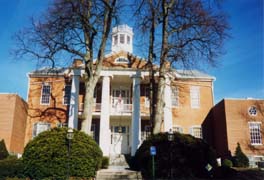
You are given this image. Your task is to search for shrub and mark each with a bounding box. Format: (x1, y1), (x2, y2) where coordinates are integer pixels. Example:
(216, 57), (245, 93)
(0, 158), (25, 178)
(101, 156), (110, 169)
(232, 143), (249, 167)
(22, 127), (102, 180)
(0, 139), (9, 160)
(222, 159), (233, 168)
(134, 132), (217, 179)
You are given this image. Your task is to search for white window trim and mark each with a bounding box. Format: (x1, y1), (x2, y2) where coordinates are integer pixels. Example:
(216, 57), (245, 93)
(190, 125), (202, 139)
(171, 86), (179, 108)
(120, 34), (125, 44)
(40, 83), (51, 105)
(32, 122), (51, 138)
(248, 121), (262, 145)
(248, 106), (257, 116)
(144, 86), (150, 107)
(172, 125), (183, 133)
(190, 86), (200, 109)
(114, 57), (129, 64)
(63, 85), (71, 105)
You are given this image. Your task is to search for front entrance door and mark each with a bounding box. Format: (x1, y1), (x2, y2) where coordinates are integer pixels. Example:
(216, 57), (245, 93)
(110, 126), (129, 154)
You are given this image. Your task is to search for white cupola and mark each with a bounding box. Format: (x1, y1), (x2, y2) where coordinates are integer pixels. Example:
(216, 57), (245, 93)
(111, 24), (133, 53)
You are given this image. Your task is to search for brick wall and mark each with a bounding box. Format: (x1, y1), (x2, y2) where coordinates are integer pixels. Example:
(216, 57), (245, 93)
(0, 94), (27, 154)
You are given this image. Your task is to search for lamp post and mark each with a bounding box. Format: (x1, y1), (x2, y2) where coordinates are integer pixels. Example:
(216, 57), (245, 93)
(66, 128), (74, 180)
(168, 129), (174, 179)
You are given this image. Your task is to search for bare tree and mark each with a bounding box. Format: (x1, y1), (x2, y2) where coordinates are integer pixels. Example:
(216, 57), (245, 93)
(134, 0), (229, 134)
(12, 0), (118, 134)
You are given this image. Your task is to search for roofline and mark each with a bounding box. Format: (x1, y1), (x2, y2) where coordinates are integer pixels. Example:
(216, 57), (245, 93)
(223, 98), (264, 101)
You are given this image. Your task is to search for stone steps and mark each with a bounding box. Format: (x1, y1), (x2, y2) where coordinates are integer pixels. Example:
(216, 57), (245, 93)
(96, 168), (142, 180)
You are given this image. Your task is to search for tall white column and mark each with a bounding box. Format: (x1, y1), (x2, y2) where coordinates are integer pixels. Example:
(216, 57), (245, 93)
(163, 76), (173, 132)
(68, 69), (81, 129)
(99, 76), (111, 156)
(131, 73), (141, 156)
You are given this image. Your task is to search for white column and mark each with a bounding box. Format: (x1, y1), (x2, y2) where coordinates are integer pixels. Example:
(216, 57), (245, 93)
(68, 69), (81, 129)
(163, 76), (173, 132)
(131, 73), (141, 156)
(99, 76), (111, 156)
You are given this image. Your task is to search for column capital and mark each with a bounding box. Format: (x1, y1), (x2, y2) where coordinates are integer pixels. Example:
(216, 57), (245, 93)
(130, 71), (142, 79)
(68, 68), (81, 76)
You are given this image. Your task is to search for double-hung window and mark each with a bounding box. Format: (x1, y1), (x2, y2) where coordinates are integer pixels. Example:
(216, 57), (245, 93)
(173, 126), (183, 133)
(63, 85), (71, 105)
(249, 122), (262, 145)
(32, 122), (51, 138)
(171, 86), (179, 107)
(41, 84), (51, 105)
(190, 126), (202, 138)
(190, 86), (200, 108)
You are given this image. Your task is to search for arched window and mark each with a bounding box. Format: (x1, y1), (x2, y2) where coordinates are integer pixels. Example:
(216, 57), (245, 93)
(114, 57), (129, 63)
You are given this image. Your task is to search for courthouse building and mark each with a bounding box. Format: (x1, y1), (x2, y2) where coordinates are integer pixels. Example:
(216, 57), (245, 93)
(24, 25), (215, 156)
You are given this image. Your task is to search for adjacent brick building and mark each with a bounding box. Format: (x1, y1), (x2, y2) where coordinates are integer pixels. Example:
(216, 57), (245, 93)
(203, 98), (264, 167)
(0, 94), (28, 154)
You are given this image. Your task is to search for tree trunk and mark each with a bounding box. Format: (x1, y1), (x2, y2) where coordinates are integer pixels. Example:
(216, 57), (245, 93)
(81, 79), (97, 134)
(153, 0), (170, 134)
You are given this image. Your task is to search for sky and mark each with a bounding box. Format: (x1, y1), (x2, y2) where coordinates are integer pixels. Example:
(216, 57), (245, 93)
(0, 0), (263, 104)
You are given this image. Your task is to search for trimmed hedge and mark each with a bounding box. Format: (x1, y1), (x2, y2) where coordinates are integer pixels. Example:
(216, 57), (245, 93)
(222, 159), (233, 168)
(22, 127), (102, 179)
(101, 156), (110, 169)
(133, 132), (217, 179)
(0, 158), (25, 178)
(0, 139), (9, 160)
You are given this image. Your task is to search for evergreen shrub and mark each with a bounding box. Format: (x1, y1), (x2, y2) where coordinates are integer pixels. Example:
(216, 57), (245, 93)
(0, 158), (25, 178)
(133, 132), (217, 179)
(232, 143), (249, 167)
(101, 156), (110, 169)
(22, 128), (102, 180)
(0, 139), (9, 160)
(222, 159), (233, 168)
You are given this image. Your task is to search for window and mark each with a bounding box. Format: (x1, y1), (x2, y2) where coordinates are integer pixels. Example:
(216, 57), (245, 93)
(145, 86), (150, 107)
(127, 35), (130, 44)
(173, 126), (183, 133)
(114, 57), (129, 63)
(248, 106), (257, 116)
(32, 122), (51, 138)
(249, 122), (262, 145)
(91, 124), (96, 140)
(171, 86), (179, 107)
(113, 35), (118, 45)
(190, 86), (200, 108)
(57, 122), (67, 128)
(142, 125), (151, 141)
(63, 85), (71, 105)
(190, 126), (202, 138)
(120, 34), (125, 44)
(41, 84), (51, 105)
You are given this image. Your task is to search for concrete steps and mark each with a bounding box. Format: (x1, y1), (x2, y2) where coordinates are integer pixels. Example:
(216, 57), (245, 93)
(96, 155), (142, 179)
(96, 168), (142, 180)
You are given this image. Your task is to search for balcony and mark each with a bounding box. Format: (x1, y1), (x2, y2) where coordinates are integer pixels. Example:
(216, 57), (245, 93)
(78, 102), (133, 115)
(111, 103), (132, 114)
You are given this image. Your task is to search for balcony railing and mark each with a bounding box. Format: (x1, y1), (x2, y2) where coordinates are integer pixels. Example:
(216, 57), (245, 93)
(111, 103), (132, 114)
(78, 103), (132, 114)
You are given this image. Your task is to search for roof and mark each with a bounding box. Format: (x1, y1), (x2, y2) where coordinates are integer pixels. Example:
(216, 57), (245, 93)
(175, 70), (215, 80)
(28, 67), (67, 77)
(28, 52), (215, 80)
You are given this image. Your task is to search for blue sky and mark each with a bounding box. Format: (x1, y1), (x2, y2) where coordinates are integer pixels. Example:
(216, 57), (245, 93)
(0, 0), (263, 104)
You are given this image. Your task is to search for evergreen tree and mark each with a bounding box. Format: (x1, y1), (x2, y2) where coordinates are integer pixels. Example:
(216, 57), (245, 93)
(233, 143), (249, 167)
(0, 139), (9, 160)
